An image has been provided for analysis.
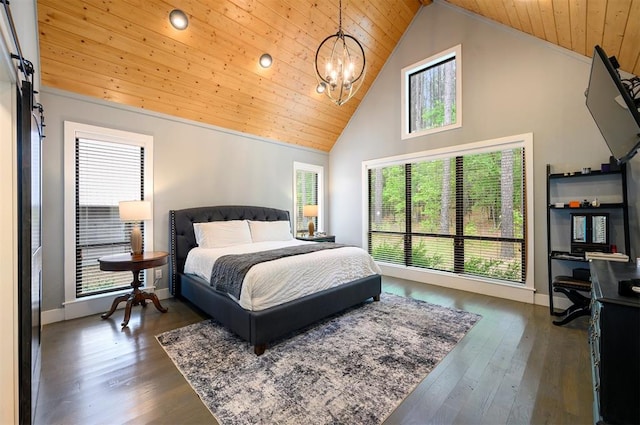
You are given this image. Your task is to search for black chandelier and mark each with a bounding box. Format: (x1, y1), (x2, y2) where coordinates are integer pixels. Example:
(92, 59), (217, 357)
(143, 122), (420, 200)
(314, 0), (366, 106)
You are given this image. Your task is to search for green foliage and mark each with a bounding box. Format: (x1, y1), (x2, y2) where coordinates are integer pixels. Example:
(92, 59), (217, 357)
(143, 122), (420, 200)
(464, 256), (521, 281)
(371, 241), (404, 264)
(421, 101), (457, 129)
(411, 240), (444, 268)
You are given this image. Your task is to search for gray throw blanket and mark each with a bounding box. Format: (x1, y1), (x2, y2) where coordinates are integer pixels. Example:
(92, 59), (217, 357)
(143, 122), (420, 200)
(211, 242), (348, 299)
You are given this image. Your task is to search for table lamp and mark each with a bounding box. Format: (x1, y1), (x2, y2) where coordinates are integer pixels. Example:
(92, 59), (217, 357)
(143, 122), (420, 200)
(119, 200), (152, 255)
(303, 205), (318, 237)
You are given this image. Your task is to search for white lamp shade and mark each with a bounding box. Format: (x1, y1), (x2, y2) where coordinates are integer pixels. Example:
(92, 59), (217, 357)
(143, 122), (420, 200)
(303, 205), (318, 217)
(119, 200), (152, 221)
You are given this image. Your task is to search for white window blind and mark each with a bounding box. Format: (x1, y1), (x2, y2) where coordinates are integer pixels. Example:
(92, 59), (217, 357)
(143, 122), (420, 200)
(295, 169), (318, 232)
(293, 162), (324, 235)
(75, 138), (145, 297)
(368, 147), (526, 284)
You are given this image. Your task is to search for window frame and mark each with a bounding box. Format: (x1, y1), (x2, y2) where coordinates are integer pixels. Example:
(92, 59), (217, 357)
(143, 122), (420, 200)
(401, 44), (462, 140)
(362, 133), (534, 295)
(63, 121), (154, 317)
(293, 162), (324, 236)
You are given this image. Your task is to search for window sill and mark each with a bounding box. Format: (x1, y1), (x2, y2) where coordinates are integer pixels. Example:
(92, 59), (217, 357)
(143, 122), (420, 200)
(378, 263), (535, 304)
(63, 285), (156, 321)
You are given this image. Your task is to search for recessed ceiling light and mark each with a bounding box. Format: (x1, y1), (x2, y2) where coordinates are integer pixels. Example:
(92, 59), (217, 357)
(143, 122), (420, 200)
(259, 53), (273, 68)
(169, 9), (188, 30)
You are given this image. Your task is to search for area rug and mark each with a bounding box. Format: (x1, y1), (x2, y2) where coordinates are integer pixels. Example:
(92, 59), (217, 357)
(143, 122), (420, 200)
(156, 293), (481, 425)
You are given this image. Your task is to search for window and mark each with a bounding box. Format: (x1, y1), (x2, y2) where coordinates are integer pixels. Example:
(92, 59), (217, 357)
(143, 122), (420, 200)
(401, 45), (462, 139)
(64, 122), (153, 307)
(293, 162), (324, 235)
(366, 134), (532, 286)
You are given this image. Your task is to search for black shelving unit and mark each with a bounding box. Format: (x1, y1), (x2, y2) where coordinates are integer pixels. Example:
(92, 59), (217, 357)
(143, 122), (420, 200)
(546, 163), (630, 315)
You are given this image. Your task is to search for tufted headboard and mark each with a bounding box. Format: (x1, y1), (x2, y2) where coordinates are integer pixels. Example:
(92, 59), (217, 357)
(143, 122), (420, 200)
(168, 205), (290, 295)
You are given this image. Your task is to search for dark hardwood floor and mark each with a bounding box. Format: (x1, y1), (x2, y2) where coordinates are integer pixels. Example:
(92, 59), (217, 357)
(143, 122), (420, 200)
(34, 277), (592, 424)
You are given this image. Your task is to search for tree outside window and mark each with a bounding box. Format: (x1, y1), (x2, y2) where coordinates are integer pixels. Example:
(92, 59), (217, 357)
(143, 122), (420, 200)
(402, 45), (462, 139)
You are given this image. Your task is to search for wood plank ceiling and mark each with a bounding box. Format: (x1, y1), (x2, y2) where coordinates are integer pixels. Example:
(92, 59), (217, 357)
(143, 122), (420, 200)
(37, 0), (640, 152)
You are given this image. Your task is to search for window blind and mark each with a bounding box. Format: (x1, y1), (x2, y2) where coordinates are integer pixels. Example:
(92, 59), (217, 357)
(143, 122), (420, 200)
(368, 147), (526, 284)
(75, 138), (145, 297)
(295, 169), (318, 233)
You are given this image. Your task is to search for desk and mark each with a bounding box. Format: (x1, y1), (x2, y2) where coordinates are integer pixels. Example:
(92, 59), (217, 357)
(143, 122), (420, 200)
(99, 251), (169, 327)
(589, 260), (640, 424)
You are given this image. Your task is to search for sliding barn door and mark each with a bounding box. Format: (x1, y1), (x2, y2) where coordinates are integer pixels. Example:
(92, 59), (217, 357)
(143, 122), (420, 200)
(17, 79), (42, 424)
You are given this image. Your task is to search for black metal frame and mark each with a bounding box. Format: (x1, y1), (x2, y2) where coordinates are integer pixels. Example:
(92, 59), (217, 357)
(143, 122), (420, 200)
(546, 163), (630, 315)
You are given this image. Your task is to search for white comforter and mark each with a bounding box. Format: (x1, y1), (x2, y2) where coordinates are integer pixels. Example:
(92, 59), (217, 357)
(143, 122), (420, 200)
(183, 239), (381, 311)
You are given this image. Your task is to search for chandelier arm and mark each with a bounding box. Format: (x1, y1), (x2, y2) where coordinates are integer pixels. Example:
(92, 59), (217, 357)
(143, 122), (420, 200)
(342, 34), (366, 83)
(314, 32), (342, 84)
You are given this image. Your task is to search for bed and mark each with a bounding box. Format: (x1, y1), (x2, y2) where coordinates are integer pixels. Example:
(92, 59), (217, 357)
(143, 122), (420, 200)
(169, 205), (382, 355)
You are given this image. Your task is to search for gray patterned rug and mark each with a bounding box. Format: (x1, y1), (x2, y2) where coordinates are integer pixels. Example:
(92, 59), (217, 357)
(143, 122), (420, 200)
(156, 293), (481, 425)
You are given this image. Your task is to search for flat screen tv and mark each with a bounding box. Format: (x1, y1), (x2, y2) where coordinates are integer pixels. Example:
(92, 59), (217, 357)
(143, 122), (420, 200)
(585, 45), (640, 165)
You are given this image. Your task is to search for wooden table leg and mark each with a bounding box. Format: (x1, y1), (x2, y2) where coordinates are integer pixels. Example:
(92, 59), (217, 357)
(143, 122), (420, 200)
(120, 290), (168, 327)
(142, 291), (168, 313)
(101, 293), (130, 320)
(103, 270), (169, 327)
(121, 296), (135, 327)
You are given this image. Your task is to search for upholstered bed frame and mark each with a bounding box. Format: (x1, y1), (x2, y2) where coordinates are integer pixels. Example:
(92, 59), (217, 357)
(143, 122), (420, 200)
(169, 205), (381, 355)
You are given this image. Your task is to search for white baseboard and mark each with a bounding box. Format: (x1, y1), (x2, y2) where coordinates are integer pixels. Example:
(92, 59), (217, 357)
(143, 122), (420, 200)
(42, 287), (172, 325)
(380, 264), (536, 304)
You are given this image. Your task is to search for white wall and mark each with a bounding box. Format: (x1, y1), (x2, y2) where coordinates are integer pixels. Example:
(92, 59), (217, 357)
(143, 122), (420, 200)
(330, 1), (639, 300)
(40, 89), (329, 313)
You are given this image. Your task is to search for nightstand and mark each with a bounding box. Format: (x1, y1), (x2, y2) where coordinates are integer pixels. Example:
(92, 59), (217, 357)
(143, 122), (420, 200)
(296, 234), (336, 243)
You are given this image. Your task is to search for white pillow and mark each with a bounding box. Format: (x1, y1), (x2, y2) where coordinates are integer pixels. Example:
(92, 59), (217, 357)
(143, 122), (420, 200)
(193, 220), (252, 248)
(249, 220), (293, 242)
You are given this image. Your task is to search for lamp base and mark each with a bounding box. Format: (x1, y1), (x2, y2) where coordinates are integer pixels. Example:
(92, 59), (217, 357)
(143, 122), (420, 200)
(130, 226), (143, 256)
(308, 220), (315, 237)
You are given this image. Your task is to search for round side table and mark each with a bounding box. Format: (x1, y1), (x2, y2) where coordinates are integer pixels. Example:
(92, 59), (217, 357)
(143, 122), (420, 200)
(98, 251), (169, 327)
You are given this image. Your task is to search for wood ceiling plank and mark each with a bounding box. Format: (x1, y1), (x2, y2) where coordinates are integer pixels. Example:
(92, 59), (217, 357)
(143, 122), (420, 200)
(475, 0), (501, 23)
(38, 38), (346, 138)
(552, 0), (572, 49)
(37, 2), (330, 114)
(500, 0), (523, 32)
(617, 0), (640, 75)
(585, 0), (606, 55)
(287, 0), (396, 64)
(258, 0), (392, 77)
(525, 1), (547, 40)
(113, 0), (324, 90)
(568, 0), (587, 56)
(40, 55), (338, 149)
(538, 0), (559, 44)
(38, 0), (364, 149)
(490, 1), (513, 28)
(512, 1), (534, 35)
(601, 0), (631, 58)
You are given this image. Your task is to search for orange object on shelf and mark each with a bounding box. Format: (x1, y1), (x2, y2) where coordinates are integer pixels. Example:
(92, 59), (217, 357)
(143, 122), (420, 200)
(569, 201), (580, 208)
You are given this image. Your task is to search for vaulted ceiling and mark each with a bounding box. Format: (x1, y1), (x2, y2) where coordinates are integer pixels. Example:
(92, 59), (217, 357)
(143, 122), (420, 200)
(37, 0), (640, 152)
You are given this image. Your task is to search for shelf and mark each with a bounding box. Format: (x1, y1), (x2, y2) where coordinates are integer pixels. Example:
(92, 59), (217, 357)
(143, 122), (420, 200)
(546, 162), (629, 317)
(550, 251), (587, 262)
(548, 203), (625, 209)
(548, 169), (622, 179)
